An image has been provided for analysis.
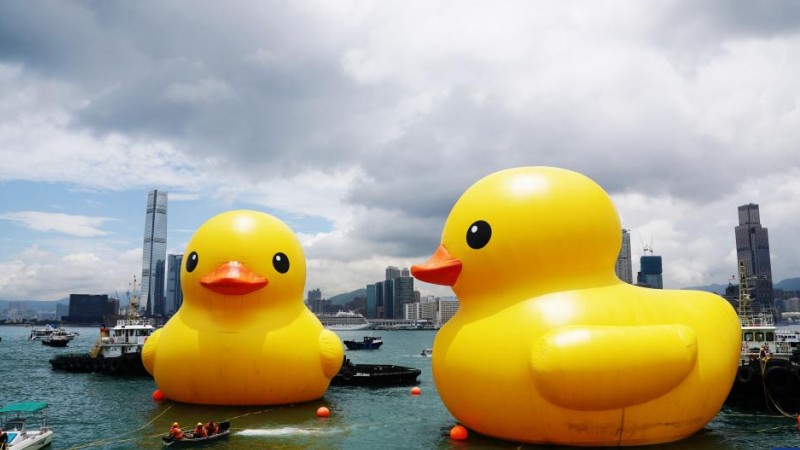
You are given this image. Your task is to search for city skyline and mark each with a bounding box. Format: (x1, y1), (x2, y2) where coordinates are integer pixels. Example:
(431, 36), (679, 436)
(3, 3), (800, 301)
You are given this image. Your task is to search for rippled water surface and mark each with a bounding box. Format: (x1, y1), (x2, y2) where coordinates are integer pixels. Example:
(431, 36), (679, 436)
(1, 325), (799, 449)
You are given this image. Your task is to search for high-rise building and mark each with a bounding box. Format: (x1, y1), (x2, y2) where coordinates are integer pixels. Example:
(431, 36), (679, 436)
(165, 254), (183, 316)
(365, 284), (377, 319)
(615, 229), (633, 284)
(64, 294), (117, 323)
(386, 266), (402, 280)
(735, 203), (774, 311)
(637, 255), (663, 289)
(394, 276), (415, 319)
(307, 288), (324, 313)
(141, 190), (168, 317)
(374, 282), (385, 319)
(368, 266), (416, 319)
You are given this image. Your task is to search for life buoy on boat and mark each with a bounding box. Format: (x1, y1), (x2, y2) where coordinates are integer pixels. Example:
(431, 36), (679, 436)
(736, 365), (755, 385)
(765, 365), (792, 395)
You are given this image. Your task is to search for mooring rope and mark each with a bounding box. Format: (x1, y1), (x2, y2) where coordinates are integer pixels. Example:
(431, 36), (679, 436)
(66, 404), (173, 449)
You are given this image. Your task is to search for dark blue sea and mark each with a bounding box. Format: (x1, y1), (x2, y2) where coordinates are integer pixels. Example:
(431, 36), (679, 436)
(1, 325), (799, 449)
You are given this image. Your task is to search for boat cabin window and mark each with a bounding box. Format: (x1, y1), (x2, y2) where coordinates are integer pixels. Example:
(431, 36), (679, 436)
(755, 332), (765, 341)
(766, 332), (775, 341)
(744, 332), (753, 341)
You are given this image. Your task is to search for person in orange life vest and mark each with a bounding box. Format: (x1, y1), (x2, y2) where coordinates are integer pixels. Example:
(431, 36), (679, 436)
(205, 419), (219, 436)
(193, 422), (207, 438)
(169, 422), (183, 440)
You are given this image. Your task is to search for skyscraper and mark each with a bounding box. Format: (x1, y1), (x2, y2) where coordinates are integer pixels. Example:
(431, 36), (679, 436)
(141, 190), (168, 317)
(165, 253), (183, 316)
(615, 229), (633, 284)
(393, 275), (415, 319)
(735, 203), (774, 311)
(637, 254), (663, 289)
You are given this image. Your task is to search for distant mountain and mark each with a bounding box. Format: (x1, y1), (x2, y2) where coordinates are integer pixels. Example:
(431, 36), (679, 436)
(775, 278), (800, 291)
(683, 283), (730, 295)
(328, 288), (367, 305)
(685, 277), (800, 295)
(0, 298), (69, 311)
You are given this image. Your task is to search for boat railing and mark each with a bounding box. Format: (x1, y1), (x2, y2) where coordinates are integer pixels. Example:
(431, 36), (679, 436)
(115, 318), (155, 327)
(739, 314), (776, 327)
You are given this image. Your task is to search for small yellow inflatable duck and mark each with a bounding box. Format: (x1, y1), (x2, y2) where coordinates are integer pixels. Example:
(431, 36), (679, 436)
(411, 167), (740, 446)
(142, 210), (343, 405)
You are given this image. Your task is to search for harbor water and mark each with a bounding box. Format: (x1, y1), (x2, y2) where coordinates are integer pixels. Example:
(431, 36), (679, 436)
(1, 325), (800, 449)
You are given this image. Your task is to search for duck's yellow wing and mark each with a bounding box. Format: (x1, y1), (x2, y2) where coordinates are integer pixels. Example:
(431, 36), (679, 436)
(141, 328), (161, 376)
(531, 324), (697, 410)
(319, 329), (344, 379)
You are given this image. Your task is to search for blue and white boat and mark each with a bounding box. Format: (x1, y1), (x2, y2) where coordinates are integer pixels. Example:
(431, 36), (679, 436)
(0, 402), (53, 450)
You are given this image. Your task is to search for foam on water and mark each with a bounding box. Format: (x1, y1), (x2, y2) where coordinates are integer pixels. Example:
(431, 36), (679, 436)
(237, 426), (342, 437)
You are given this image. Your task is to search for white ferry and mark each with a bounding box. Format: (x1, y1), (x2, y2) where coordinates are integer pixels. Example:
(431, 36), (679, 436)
(317, 311), (375, 331)
(28, 324), (78, 341)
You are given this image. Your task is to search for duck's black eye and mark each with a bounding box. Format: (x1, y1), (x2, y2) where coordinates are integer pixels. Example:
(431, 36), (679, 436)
(273, 252), (290, 274)
(185, 251), (199, 272)
(466, 220), (492, 249)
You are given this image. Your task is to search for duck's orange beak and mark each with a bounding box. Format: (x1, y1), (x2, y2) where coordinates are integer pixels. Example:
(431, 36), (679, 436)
(200, 261), (268, 295)
(411, 245), (462, 286)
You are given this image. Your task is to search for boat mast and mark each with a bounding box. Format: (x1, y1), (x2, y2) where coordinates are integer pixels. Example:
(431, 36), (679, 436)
(127, 276), (140, 319)
(737, 260), (752, 317)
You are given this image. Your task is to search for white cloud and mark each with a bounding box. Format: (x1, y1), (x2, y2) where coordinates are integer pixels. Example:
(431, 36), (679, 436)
(0, 211), (113, 237)
(0, 246), (141, 300)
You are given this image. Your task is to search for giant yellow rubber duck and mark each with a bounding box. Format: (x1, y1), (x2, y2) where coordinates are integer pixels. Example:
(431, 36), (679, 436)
(142, 210), (343, 405)
(411, 167), (740, 446)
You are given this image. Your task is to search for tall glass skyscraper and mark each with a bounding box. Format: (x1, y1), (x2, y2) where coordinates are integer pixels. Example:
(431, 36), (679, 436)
(735, 203), (774, 311)
(615, 229), (633, 284)
(141, 190), (168, 317)
(165, 253), (183, 316)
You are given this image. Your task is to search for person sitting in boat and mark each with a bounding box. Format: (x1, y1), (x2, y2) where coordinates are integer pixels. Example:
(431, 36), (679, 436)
(169, 422), (184, 440)
(193, 422), (207, 438)
(205, 419), (219, 436)
(0, 427), (8, 450)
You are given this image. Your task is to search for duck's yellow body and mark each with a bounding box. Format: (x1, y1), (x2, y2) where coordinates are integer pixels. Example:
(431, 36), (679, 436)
(412, 167), (740, 446)
(142, 210), (343, 405)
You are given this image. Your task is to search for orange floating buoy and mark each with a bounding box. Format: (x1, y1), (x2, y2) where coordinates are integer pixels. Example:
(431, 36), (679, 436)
(410, 386), (421, 396)
(316, 406), (331, 418)
(450, 425), (468, 440)
(152, 389), (165, 401)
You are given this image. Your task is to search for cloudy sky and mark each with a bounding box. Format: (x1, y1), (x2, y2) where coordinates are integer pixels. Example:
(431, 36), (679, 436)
(2, 1), (800, 304)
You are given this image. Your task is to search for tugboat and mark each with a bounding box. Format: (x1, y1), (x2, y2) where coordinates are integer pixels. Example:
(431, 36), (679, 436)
(41, 333), (70, 347)
(49, 277), (155, 375)
(344, 335), (383, 350)
(331, 357), (421, 387)
(725, 261), (800, 412)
